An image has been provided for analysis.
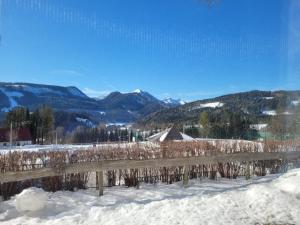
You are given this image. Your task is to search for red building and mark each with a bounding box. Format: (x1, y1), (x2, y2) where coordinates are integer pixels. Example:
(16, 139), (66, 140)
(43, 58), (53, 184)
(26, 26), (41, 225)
(0, 128), (32, 147)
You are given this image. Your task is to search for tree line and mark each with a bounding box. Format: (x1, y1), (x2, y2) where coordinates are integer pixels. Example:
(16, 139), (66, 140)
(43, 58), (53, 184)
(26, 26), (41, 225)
(2, 106), (150, 144)
(196, 110), (258, 140)
(268, 104), (300, 140)
(183, 104), (300, 141)
(3, 103), (300, 144)
(3, 106), (54, 144)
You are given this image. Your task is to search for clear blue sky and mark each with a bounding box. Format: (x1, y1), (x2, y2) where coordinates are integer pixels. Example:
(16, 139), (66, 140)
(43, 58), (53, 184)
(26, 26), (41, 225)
(0, 0), (299, 101)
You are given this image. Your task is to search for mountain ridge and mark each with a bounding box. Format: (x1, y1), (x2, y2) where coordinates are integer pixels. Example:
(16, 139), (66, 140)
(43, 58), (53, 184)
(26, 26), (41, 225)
(0, 82), (178, 129)
(138, 90), (300, 128)
(1, 82), (300, 131)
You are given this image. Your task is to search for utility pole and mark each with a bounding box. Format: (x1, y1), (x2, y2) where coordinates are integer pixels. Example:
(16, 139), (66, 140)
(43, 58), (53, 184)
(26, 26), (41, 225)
(128, 128), (131, 143)
(55, 130), (58, 145)
(10, 123), (12, 150)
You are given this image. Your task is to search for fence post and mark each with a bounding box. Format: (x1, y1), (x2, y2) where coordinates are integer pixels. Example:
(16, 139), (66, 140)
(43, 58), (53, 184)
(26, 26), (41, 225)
(96, 172), (99, 190)
(245, 162), (251, 180)
(183, 166), (189, 187)
(97, 171), (104, 196)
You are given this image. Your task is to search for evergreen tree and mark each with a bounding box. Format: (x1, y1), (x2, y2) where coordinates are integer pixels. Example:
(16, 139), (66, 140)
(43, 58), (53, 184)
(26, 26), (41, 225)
(4, 107), (31, 129)
(199, 111), (210, 138)
(32, 105), (55, 144)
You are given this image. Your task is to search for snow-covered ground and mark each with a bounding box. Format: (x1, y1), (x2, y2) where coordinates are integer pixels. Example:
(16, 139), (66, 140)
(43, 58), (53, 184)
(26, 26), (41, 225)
(0, 142), (159, 154)
(191, 102), (224, 111)
(1, 169), (300, 225)
(262, 110), (277, 116)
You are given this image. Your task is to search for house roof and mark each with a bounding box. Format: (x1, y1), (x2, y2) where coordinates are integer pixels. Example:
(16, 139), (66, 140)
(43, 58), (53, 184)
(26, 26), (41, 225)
(147, 127), (194, 142)
(0, 128), (32, 142)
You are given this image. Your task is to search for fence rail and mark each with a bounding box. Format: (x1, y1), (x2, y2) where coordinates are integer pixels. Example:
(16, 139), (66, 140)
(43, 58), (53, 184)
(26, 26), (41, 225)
(1, 151), (300, 184)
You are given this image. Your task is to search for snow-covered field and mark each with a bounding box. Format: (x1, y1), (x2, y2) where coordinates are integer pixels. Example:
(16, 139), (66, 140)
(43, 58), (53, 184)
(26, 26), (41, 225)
(1, 169), (300, 225)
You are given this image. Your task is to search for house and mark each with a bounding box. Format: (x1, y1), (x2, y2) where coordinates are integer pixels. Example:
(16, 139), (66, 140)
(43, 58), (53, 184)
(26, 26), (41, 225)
(147, 127), (194, 142)
(0, 128), (32, 147)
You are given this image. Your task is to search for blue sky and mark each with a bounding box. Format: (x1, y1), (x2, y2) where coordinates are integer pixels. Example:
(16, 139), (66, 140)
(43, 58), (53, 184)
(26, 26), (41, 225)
(0, 0), (299, 101)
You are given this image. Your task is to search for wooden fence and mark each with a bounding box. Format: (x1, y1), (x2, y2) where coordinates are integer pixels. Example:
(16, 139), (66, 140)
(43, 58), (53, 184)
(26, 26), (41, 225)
(1, 151), (300, 196)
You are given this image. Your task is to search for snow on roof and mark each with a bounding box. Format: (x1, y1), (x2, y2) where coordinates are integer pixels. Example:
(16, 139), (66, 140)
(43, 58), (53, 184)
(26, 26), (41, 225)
(148, 127), (194, 142)
(180, 132), (195, 141)
(159, 131), (169, 142)
(147, 129), (170, 142)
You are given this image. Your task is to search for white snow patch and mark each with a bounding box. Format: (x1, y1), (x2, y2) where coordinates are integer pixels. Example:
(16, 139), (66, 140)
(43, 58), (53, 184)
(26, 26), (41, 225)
(192, 102), (224, 110)
(179, 100), (186, 105)
(133, 89), (142, 94)
(0, 142), (152, 153)
(5, 84), (26, 88)
(5, 91), (23, 98)
(250, 124), (268, 130)
(76, 117), (94, 127)
(163, 98), (186, 105)
(200, 102), (224, 108)
(15, 187), (47, 212)
(22, 86), (63, 95)
(98, 111), (106, 115)
(163, 98), (175, 104)
(282, 111), (293, 115)
(1, 169), (300, 224)
(262, 110), (277, 116)
(106, 122), (127, 127)
(262, 97), (274, 100)
(0, 88), (23, 112)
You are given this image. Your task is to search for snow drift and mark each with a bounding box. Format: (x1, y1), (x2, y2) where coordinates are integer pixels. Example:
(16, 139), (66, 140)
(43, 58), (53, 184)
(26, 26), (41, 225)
(15, 187), (47, 213)
(0, 169), (300, 225)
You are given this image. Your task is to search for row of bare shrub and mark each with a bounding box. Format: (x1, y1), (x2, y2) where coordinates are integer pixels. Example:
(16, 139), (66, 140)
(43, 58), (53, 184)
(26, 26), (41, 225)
(2, 139), (299, 173)
(1, 140), (298, 200)
(104, 158), (288, 188)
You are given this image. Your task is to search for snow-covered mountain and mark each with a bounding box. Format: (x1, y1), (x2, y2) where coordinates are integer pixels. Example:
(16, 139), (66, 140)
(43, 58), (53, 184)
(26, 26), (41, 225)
(0, 83), (178, 130)
(97, 89), (166, 116)
(163, 98), (186, 106)
(0, 82), (91, 113)
(140, 90), (300, 126)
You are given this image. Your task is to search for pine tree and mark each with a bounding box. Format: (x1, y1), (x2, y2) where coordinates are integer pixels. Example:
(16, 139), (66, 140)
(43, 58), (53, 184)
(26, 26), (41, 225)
(199, 111), (209, 138)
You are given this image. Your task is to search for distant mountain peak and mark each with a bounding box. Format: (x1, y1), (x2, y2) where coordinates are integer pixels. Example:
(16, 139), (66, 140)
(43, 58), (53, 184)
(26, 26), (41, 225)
(133, 89), (142, 94)
(163, 97), (186, 106)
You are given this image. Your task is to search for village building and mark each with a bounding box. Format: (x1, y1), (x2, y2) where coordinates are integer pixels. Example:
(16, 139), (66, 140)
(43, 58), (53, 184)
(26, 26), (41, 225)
(147, 127), (194, 142)
(0, 128), (32, 147)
